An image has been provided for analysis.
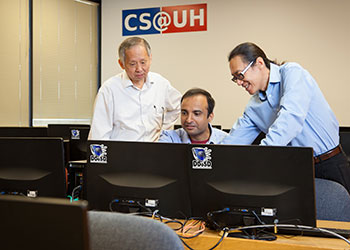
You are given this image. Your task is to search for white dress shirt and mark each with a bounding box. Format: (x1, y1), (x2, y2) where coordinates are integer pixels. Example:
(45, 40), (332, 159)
(88, 71), (181, 142)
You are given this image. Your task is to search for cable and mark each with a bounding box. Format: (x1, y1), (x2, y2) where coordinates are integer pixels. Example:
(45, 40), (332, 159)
(227, 224), (350, 245)
(251, 210), (265, 225)
(208, 228), (229, 250)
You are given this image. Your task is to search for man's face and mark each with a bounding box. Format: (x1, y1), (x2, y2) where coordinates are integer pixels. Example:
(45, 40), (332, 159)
(181, 94), (213, 141)
(118, 44), (151, 87)
(229, 55), (266, 95)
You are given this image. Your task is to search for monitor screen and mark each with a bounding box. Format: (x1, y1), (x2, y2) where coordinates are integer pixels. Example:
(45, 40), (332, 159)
(0, 137), (67, 198)
(188, 144), (316, 229)
(85, 141), (192, 218)
(0, 195), (89, 250)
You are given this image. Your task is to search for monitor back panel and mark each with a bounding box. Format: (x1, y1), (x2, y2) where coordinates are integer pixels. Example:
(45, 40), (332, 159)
(0, 137), (67, 198)
(69, 126), (90, 161)
(340, 126), (350, 161)
(85, 141), (192, 218)
(0, 127), (48, 137)
(0, 195), (89, 250)
(188, 144), (316, 227)
(48, 124), (90, 140)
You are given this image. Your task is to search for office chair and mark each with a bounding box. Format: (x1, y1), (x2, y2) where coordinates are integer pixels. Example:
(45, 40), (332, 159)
(315, 178), (350, 222)
(88, 211), (184, 250)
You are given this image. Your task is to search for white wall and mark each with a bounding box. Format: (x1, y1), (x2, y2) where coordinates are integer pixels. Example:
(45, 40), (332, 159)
(102, 0), (350, 129)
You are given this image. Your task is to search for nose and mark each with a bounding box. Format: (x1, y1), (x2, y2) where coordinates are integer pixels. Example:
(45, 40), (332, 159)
(135, 63), (142, 72)
(235, 79), (244, 86)
(185, 113), (193, 123)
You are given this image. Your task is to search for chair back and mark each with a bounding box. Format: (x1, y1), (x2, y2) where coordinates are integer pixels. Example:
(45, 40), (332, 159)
(315, 178), (350, 221)
(88, 211), (184, 250)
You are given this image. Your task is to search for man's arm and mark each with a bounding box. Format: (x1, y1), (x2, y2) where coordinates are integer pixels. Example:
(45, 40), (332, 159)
(88, 87), (114, 140)
(221, 113), (261, 145)
(162, 84), (181, 130)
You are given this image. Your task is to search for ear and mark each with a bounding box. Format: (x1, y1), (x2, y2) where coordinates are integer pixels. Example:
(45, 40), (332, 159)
(118, 59), (125, 70)
(208, 112), (214, 123)
(255, 57), (266, 68)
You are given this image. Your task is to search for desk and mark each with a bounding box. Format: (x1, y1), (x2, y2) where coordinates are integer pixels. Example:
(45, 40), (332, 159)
(174, 220), (350, 250)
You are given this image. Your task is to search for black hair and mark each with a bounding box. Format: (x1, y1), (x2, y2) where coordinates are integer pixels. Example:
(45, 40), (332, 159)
(181, 88), (215, 118)
(228, 42), (278, 69)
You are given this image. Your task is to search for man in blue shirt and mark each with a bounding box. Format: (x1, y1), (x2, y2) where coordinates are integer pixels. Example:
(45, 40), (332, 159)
(222, 42), (350, 193)
(159, 88), (227, 144)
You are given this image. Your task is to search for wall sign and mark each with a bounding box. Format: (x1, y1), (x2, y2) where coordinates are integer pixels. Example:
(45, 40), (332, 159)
(122, 3), (207, 36)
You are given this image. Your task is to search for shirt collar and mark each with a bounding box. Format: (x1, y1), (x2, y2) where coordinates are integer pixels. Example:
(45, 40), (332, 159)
(182, 123), (214, 144)
(121, 71), (153, 89)
(258, 63), (280, 101)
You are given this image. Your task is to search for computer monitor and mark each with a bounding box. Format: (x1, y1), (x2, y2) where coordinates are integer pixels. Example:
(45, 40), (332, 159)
(69, 126), (90, 161)
(85, 141), (192, 218)
(188, 144), (316, 230)
(47, 124), (90, 140)
(0, 126), (48, 137)
(47, 124), (90, 162)
(340, 126), (350, 162)
(0, 195), (89, 250)
(0, 137), (67, 198)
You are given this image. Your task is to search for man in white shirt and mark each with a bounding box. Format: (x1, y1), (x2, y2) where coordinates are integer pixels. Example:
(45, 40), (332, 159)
(159, 88), (228, 144)
(89, 37), (181, 141)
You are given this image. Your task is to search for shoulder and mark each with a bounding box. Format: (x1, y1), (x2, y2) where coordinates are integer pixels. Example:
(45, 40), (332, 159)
(210, 127), (229, 144)
(159, 128), (189, 143)
(213, 127), (229, 136)
(279, 62), (305, 75)
(159, 129), (181, 143)
(100, 73), (123, 91)
(149, 72), (171, 85)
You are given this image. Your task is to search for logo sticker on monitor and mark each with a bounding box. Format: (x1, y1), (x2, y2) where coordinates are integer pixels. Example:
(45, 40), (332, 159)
(90, 144), (108, 164)
(71, 129), (80, 140)
(192, 147), (212, 169)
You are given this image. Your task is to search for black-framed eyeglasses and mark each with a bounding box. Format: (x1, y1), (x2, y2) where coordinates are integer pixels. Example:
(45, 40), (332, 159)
(231, 60), (255, 83)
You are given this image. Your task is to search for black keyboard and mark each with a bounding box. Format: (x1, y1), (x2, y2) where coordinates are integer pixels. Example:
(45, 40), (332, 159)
(277, 226), (350, 239)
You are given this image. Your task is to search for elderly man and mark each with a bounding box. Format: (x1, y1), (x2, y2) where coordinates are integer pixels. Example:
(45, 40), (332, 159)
(89, 37), (181, 141)
(159, 88), (227, 144)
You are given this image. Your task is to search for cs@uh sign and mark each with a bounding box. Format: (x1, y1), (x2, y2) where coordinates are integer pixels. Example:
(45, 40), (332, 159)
(122, 3), (207, 36)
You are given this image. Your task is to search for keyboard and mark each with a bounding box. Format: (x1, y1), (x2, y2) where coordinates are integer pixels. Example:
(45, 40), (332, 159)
(277, 226), (350, 239)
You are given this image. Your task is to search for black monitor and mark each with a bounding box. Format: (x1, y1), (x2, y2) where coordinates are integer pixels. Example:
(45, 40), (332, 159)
(0, 126), (48, 137)
(47, 124), (90, 140)
(0, 137), (67, 198)
(47, 124), (90, 162)
(0, 195), (89, 250)
(85, 141), (192, 218)
(188, 144), (316, 230)
(340, 126), (350, 162)
(68, 126), (90, 161)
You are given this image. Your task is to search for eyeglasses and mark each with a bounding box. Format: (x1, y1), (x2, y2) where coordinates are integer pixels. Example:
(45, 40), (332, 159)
(231, 60), (255, 83)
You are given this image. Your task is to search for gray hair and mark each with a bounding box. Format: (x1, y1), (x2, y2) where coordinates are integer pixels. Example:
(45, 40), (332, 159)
(118, 37), (152, 64)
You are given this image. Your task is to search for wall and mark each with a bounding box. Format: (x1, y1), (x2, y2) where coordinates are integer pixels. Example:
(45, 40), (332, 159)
(102, 0), (350, 129)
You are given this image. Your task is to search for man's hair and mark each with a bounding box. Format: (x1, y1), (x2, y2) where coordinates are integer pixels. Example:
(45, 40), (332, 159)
(118, 37), (151, 64)
(228, 42), (277, 69)
(181, 88), (215, 117)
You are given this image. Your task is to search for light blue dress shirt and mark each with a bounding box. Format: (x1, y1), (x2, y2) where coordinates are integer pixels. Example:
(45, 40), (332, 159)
(159, 124), (228, 144)
(222, 63), (339, 156)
